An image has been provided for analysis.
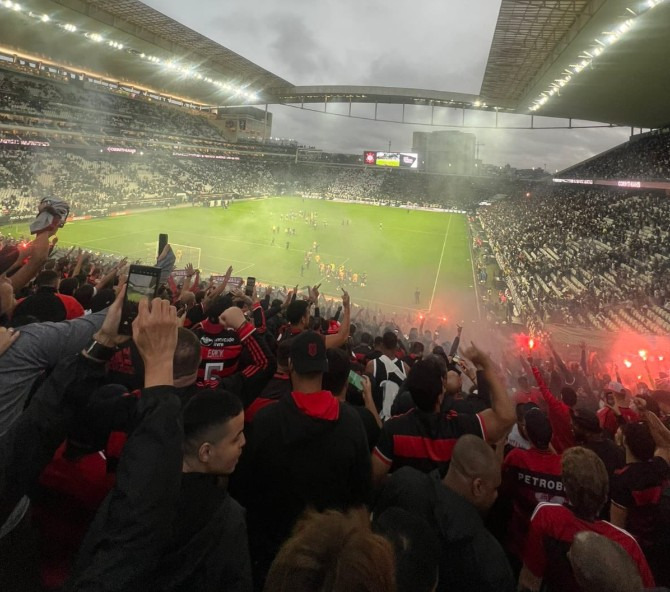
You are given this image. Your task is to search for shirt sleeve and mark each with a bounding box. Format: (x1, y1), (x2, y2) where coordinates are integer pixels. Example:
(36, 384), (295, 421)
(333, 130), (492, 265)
(610, 471), (633, 509)
(522, 504), (550, 577)
(0, 311), (105, 436)
(457, 411), (486, 440)
(373, 422), (394, 466)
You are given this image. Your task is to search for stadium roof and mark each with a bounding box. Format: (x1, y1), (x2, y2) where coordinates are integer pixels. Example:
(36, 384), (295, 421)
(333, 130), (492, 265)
(2, 0), (669, 129)
(480, 0), (670, 128)
(0, 0), (292, 103)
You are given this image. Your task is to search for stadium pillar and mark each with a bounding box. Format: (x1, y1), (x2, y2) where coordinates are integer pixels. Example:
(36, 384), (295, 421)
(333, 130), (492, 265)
(374, 102), (378, 120)
(402, 103), (405, 123)
(264, 104), (269, 141)
(431, 104), (434, 125)
(349, 97), (352, 116)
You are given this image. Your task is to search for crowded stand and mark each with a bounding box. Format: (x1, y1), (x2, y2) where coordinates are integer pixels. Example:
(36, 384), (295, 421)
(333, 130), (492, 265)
(0, 196), (669, 592)
(3, 45), (670, 592)
(560, 129), (670, 181)
(477, 186), (670, 334)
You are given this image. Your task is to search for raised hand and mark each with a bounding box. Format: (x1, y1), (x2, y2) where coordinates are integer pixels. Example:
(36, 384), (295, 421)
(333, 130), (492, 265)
(342, 289), (350, 309)
(95, 282), (131, 347)
(460, 341), (492, 368)
(132, 298), (179, 387)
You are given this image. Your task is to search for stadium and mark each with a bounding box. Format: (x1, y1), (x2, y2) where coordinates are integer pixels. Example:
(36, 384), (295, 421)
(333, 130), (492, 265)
(1, 1), (670, 590)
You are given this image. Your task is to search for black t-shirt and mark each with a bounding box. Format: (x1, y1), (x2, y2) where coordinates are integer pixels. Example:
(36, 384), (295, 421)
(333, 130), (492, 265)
(348, 403), (380, 451)
(184, 303), (206, 328)
(583, 437), (625, 480)
(611, 457), (670, 549)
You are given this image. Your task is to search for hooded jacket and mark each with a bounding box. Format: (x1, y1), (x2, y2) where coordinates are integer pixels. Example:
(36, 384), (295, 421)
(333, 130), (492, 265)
(236, 390), (371, 583)
(375, 467), (515, 592)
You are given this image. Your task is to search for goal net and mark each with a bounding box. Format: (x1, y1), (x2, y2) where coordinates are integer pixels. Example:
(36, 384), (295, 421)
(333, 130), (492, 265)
(143, 242), (202, 269)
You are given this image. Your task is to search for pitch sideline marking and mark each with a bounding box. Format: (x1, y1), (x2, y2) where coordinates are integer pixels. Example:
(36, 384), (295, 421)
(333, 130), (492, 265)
(428, 215), (453, 313)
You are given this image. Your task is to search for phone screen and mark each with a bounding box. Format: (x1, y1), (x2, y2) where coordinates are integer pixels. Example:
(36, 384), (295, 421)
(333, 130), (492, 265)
(119, 266), (161, 334)
(127, 271), (159, 303)
(348, 370), (363, 391)
(245, 276), (256, 297)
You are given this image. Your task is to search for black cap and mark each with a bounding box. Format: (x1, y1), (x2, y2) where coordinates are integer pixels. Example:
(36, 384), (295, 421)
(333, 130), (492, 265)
(524, 408), (553, 449)
(289, 330), (328, 374)
(571, 407), (601, 433)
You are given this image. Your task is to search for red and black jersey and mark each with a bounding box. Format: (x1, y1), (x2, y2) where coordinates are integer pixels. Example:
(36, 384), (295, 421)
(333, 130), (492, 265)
(245, 372), (291, 424)
(611, 457), (670, 549)
(191, 319), (272, 385)
(373, 408), (486, 476)
(502, 447), (565, 556)
(523, 502), (655, 591)
(191, 319), (257, 380)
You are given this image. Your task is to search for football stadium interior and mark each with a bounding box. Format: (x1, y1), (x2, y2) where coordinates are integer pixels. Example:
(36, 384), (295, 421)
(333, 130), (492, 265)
(1, 1), (670, 589)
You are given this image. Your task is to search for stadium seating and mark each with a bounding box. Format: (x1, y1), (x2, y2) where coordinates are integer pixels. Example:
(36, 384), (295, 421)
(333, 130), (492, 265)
(560, 129), (670, 180)
(477, 186), (670, 334)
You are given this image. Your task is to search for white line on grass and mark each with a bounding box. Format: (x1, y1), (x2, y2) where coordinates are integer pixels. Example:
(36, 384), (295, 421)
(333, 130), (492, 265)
(428, 215), (453, 313)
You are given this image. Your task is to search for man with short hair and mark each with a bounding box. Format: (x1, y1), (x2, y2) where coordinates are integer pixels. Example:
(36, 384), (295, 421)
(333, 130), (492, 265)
(502, 408), (565, 564)
(12, 269), (84, 324)
(238, 330), (371, 587)
(519, 447), (655, 591)
(610, 421), (670, 586)
(323, 348), (381, 450)
(375, 435), (516, 592)
(568, 531), (644, 592)
(366, 331), (410, 418)
(371, 345), (516, 488)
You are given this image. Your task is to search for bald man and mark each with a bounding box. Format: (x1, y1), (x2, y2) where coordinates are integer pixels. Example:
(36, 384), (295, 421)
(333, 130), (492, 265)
(374, 435), (515, 592)
(568, 532), (643, 592)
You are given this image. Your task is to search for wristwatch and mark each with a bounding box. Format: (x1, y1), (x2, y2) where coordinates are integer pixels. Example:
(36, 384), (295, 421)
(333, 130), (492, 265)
(82, 340), (117, 362)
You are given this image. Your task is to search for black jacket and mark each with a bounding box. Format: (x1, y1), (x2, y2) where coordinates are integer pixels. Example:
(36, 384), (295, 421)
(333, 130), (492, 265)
(236, 390), (371, 583)
(375, 467), (515, 592)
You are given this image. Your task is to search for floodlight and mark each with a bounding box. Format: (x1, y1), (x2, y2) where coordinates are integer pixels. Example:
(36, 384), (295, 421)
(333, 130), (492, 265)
(41, 13), (49, 21)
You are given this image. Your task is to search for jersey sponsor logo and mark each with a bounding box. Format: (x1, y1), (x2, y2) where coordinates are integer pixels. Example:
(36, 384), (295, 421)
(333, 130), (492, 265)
(517, 470), (564, 493)
(200, 336), (213, 346)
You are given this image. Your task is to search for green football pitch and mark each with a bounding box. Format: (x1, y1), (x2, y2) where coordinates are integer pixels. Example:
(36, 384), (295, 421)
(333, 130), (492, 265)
(3, 197), (478, 319)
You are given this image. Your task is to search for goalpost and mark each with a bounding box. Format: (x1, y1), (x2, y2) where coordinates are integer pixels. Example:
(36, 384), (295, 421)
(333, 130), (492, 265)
(143, 242), (202, 269)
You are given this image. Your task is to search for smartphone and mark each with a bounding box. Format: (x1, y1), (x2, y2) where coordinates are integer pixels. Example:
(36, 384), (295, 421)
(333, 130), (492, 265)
(452, 354), (462, 364)
(348, 370), (363, 391)
(158, 233), (168, 258)
(119, 265), (162, 335)
(245, 276), (256, 297)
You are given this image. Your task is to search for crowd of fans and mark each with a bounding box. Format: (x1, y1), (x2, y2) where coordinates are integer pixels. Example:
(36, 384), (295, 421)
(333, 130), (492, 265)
(0, 201), (669, 592)
(561, 130), (670, 181)
(477, 186), (670, 334)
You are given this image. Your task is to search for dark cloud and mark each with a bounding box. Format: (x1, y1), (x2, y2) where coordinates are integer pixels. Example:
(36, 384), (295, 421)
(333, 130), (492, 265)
(142, 0), (629, 170)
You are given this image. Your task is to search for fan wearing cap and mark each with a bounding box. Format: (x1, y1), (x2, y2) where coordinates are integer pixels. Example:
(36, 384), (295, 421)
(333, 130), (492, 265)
(236, 330), (371, 588)
(501, 408), (565, 567)
(597, 381), (639, 438)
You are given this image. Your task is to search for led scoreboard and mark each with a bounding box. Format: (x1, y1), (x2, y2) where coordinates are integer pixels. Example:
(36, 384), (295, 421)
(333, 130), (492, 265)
(363, 151), (418, 169)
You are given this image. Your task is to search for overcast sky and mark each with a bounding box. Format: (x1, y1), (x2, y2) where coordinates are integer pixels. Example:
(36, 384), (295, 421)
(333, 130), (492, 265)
(143, 0), (629, 171)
